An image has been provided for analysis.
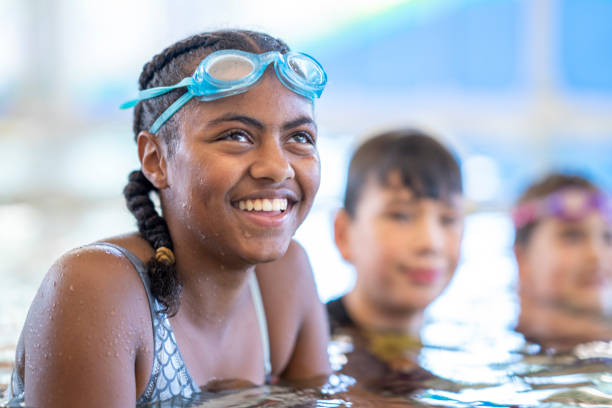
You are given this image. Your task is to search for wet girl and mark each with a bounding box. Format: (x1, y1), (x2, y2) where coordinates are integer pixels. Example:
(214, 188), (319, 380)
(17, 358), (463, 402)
(8, 30), (330, 406)
(513, 173), (612, 349)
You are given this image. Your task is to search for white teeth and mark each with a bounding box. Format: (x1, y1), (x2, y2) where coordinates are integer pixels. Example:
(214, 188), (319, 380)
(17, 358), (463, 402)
(237, 198), (288, 212)
(272, 199), (281, 211)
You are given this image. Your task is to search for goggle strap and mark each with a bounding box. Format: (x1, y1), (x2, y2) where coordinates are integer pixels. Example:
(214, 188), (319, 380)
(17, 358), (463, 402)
(120, 77), (195, 109)
(149, 91), (195, 134)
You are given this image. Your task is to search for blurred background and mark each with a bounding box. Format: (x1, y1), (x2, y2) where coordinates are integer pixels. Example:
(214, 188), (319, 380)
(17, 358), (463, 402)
(1, 0), (612, 366)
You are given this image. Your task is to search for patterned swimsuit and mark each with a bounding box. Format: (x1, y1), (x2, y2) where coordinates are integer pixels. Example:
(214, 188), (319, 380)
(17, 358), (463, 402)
(7, 242), (271, 406)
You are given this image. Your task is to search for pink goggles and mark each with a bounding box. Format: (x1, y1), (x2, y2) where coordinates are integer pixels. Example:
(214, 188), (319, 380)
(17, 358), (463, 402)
(512, 188), (612, 229)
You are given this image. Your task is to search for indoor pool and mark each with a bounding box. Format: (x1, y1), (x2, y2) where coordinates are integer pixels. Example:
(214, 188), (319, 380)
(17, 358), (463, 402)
(1, 212), (610, 407)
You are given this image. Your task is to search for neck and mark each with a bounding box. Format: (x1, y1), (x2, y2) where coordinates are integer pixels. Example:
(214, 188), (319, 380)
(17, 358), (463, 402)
(344, 287), (423, 335)
(172, 244), (254, 329)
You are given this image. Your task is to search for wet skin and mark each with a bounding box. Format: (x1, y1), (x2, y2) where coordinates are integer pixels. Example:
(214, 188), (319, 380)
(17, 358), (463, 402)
(334, 172), (464, 333)
(15, 71), (330, 407)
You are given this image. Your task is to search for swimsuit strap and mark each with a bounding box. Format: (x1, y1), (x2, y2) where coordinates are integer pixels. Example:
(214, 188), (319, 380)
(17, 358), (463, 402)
(91, 242), (199, 403)
(248, 272), (272, 377)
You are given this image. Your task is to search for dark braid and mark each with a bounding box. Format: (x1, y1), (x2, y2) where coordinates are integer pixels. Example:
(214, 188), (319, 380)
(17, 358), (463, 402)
(124, 30), (290, 315)
(123, 170), (180, 315)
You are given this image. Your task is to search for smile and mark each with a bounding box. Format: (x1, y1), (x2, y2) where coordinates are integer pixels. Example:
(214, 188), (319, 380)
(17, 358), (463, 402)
(237, 198), (288, 212)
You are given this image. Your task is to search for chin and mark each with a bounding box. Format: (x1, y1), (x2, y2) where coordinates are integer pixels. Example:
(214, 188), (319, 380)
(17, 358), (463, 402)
(241, 240), (290, 264)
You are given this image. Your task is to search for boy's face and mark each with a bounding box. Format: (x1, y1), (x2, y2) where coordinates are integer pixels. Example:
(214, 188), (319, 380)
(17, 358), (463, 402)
(335, 172), (464, 313)
(516, 212), (612, 314)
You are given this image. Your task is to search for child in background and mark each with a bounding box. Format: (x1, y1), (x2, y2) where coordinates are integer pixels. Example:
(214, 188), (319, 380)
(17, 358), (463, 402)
(328, 129), (464, 336)
(512, 173), (612, 350)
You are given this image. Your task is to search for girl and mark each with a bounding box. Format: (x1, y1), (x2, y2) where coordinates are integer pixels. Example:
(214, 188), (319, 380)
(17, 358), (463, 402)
(8, 30), (330, 407)
(513, 173), (612, 349)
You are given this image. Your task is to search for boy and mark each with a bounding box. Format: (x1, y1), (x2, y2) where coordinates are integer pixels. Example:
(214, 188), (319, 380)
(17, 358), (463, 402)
(328, 129), (464, 337)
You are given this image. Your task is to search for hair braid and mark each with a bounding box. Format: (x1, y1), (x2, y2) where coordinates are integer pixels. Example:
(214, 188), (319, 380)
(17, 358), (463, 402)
(123, 170), (180, 315)
(125, 29), (291, 316)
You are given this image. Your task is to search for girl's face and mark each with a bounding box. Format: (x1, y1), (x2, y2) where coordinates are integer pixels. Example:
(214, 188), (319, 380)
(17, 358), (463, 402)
(160, 71), (320, 266)
(516, 212), (612, 314)
(336, 171), (464, 313)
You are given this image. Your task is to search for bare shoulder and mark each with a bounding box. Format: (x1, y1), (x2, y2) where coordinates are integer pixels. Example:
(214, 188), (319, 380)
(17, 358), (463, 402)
(20, 240), (151, 406)
(255, 240), (330, 379)
(256, 240), (314, 292)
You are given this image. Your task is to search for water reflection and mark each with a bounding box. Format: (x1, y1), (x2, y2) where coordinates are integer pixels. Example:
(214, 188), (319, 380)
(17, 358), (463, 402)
(1, 210), (611, 406)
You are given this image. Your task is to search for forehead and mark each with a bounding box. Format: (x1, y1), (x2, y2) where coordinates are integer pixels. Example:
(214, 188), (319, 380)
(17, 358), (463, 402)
(180, 70), (314, 132)
(360, 173), (463, 208)
(543, 212), (612, 230)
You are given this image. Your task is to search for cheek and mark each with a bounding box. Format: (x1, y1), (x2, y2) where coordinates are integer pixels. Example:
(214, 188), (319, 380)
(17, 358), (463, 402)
(526, 243), (573, 293)
(444, 228), (463, 267)
(297, 155), (321, 198)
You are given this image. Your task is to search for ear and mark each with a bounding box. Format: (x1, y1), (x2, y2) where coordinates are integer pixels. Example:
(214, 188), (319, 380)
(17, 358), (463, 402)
(137, 131), (168, 190)
(334, 208), (354, 263)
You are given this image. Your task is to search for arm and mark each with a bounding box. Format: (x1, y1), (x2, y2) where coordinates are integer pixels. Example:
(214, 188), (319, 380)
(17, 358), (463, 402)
(256, 240), (331, 381)
(22, 246), (149, 408)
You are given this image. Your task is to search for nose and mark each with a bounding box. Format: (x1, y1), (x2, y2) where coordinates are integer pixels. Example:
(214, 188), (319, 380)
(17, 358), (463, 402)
(248, 137), (295, 183)
(413, 213), (444, 256)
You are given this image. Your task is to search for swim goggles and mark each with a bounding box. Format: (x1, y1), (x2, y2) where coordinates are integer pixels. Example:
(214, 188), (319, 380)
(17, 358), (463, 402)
(120, 49), (327, 134)
(512, 188), (612, 229)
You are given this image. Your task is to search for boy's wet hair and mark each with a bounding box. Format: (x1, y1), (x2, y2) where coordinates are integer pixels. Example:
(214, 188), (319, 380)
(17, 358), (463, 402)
(124, 30), (289, 316)
(343, 129), (462, 217)
(514, 172), (599, 246)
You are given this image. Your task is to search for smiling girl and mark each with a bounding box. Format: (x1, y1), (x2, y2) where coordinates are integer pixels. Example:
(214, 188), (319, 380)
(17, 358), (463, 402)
(8, 30), (330, 407)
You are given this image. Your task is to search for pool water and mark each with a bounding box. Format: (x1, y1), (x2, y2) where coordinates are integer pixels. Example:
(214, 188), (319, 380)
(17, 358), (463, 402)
(1, 213), (611, 407)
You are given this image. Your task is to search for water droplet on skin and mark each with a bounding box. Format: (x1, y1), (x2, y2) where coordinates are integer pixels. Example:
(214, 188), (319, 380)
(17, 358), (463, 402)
(69, 285), (74, 291)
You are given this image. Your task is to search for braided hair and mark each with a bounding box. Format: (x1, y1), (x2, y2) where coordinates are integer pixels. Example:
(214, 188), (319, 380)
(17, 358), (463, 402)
(123, 30), (290, 315)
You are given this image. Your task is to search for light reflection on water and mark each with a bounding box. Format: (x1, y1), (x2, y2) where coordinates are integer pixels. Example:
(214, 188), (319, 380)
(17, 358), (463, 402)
(1, 212), (611, 406)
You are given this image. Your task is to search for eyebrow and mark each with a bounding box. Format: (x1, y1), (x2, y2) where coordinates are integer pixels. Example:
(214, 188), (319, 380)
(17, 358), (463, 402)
(282, 117), (317, 132)
(208, 113), (264, 129)
(206, 113), (316, 132)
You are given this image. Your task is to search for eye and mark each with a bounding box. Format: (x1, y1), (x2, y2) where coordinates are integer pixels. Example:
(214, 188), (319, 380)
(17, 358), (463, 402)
(386, 211), (413, 222)
(288, 131), (315, 145)
(218, 129), (251, 143)
(559, 227), (586, 244)
(440, 214), (459, 226)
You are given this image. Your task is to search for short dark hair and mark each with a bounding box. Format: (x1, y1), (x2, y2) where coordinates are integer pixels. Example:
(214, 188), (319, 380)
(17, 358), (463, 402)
(514, 172), (599, 246)
(343, 129), (462, 217)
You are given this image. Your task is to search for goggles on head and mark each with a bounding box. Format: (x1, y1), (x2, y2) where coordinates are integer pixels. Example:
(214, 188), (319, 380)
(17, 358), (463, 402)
(512, 188), (612, 229)
(120, 49), (327, 134)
